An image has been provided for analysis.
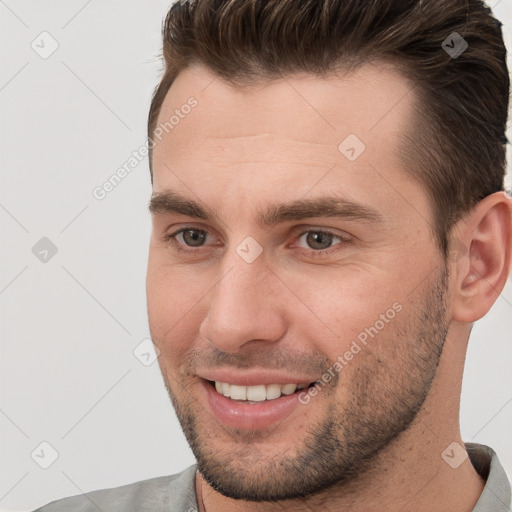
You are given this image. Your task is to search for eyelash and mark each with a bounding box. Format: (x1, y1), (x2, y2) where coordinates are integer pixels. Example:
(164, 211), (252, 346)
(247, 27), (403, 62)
(164, 227), (349, 258)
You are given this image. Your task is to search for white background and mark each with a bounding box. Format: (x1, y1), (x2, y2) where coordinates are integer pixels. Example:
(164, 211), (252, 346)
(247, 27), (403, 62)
(0, 1), (511, 510)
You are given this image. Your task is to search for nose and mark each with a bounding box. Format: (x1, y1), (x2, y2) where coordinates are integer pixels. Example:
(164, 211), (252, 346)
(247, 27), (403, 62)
(199, 255), (287, 353)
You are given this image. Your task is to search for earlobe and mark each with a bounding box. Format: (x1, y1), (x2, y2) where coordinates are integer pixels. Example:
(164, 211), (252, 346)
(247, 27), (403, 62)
(451, 191), (512, 323)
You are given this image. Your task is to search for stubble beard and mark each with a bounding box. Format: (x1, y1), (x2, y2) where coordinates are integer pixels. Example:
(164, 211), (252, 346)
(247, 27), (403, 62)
(161, 264), (450, 502)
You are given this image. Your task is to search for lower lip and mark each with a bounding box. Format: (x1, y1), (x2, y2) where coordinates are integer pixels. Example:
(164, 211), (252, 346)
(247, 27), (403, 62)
(201, 380), (306, 430)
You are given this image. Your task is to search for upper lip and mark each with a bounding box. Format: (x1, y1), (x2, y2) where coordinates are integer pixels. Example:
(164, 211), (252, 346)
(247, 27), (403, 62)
(197, 368), (317, 387)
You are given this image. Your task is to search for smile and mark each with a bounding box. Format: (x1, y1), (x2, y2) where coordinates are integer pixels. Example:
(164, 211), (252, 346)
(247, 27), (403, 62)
(213, 381), (309, 402)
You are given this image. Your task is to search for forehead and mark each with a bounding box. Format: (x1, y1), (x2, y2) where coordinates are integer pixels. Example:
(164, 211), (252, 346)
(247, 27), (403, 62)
(151, 62), (421, 214)
(155, 62), (414, 142)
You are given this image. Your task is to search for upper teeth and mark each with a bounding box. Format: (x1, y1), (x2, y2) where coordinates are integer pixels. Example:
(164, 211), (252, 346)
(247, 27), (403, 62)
(214, 381), (308, 401)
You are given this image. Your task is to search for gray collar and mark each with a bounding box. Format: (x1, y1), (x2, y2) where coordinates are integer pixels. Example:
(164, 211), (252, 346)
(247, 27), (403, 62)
(467, 443), (511, 511)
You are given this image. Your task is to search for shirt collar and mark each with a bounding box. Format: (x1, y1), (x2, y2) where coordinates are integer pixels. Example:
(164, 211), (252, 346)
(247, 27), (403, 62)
(466, 443), (511, 512)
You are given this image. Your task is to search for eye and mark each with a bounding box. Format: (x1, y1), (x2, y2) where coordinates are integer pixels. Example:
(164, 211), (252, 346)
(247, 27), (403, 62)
(164, 226), (349, 258)
(165, 227), (219, 252)
(176, 228), (208, 247)
(295, 230), (345, 251)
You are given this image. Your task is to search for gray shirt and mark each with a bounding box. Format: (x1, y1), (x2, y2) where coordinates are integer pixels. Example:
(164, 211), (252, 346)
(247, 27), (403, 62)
(33, 443), (511, 511)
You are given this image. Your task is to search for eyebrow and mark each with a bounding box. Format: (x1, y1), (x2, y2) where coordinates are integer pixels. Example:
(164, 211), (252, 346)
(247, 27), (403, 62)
(149, 189), (383, 227)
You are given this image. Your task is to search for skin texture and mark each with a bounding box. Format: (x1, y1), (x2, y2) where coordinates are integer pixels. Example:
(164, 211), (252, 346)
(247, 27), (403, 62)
(147, 63), (512, 511)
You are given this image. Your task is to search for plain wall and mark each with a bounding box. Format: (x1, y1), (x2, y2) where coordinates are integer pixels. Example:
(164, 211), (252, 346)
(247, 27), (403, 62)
(0, 1), (511, 510)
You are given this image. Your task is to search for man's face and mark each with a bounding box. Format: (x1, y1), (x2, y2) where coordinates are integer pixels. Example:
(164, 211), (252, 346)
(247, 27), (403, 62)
(147, 63), (451, 500)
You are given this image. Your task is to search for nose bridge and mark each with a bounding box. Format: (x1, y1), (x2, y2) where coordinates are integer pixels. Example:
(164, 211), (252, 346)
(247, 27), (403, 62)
(200, 249), (285, 352)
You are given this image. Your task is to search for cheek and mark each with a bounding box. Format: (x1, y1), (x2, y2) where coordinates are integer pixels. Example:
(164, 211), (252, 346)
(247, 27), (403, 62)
(146, 258), (209, 356)
(286, 267), (405, 358)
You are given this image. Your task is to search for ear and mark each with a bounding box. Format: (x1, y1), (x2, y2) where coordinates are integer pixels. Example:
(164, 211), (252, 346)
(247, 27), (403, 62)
(450, 191), (512, 323)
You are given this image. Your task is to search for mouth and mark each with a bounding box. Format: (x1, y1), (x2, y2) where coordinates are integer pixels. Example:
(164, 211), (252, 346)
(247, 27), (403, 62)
(208, 380), (313, 403)
(198, 373), (320, 429)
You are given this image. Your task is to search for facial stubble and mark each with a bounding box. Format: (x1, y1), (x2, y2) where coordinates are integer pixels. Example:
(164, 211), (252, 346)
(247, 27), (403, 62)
(160, 264), (450, 502)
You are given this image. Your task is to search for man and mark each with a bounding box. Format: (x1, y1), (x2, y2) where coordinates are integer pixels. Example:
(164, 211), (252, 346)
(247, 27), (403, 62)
(35, 0), (511, 510)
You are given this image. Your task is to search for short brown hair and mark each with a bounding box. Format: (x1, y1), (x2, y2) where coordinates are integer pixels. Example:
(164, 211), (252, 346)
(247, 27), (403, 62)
(148, 0), (509, 255)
